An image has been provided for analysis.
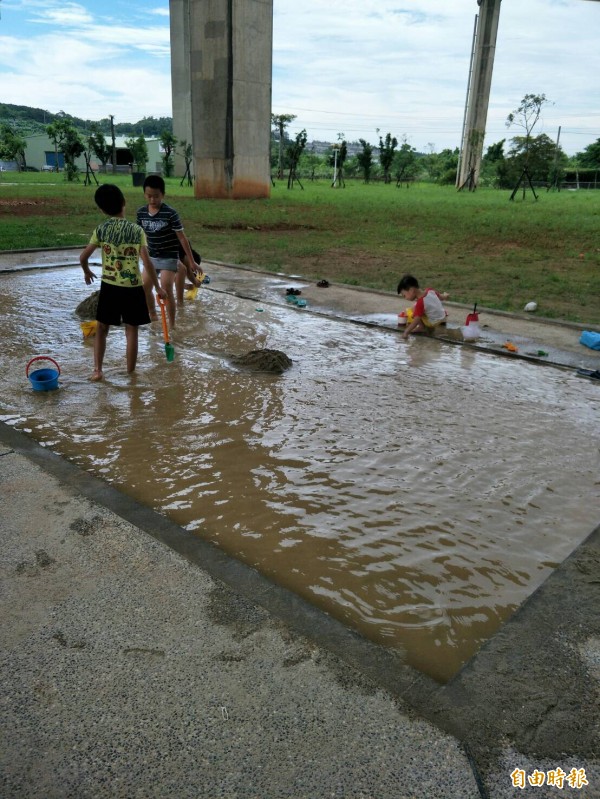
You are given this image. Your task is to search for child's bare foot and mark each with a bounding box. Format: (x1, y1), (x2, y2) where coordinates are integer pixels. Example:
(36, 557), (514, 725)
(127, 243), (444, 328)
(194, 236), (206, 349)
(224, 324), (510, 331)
(90, 370), (103, 382)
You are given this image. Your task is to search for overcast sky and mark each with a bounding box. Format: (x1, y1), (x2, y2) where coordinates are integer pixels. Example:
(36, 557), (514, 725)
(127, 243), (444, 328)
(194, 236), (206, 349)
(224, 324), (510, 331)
(0, 0), (598, 155)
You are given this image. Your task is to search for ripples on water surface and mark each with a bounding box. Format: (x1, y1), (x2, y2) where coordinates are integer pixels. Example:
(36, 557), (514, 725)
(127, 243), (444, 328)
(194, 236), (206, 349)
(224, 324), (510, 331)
(1, 267), (598, 682)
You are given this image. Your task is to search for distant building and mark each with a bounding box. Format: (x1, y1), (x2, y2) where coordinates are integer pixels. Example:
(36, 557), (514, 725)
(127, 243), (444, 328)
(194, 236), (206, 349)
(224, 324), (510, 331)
(22, 134), (162, 173)
(306, 140), (380, 158)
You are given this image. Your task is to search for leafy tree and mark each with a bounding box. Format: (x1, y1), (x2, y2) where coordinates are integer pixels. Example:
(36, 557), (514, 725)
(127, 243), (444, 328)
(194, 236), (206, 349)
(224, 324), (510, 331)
(82, 137), (99, 186)
(356, 139), (374, 183)
(0, 124), (27, 169)
(88, 125), (112, 168)
(46, 119), (67, 172)
(421, 144), (441, 182)
(505, 133), (567, 186)
(575, 138), (600, 169)
(436, 148), (460, 185)
(46, 118), (84, 180)
(393, 137), (418, 185)
(62, 128), (85, 181)
(92, 115), (172, 138)
(125, 134), (148, 172)
(298, 148), (323, 181)
(135, 116), (173, 136)
(506, 93), (550, 169)
(342, 155), (361, 178)
(378, 132), (398, 183)
(287, 128), (307, 189)
(160, 130), (178, 177)
(271, 113), (296, 179)
(480, 139), (508, 187)
(421, 145), (459, 183)
(178, 139), (194, 186)
(484, 139), (505, 163)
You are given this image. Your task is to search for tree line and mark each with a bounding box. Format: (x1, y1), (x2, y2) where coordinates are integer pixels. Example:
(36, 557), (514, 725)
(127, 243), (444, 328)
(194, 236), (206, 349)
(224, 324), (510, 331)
(2, 97), (600, 189)
(0, 103), (172, 138)
(271, 98), (600, 190)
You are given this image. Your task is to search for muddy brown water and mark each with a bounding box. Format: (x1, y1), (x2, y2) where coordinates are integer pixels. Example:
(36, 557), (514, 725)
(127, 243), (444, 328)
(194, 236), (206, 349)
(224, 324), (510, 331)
(2, 266), (599, 682)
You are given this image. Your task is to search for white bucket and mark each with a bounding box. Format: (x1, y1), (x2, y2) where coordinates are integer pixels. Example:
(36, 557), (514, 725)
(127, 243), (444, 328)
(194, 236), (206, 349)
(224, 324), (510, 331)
(462, 322), (481, 340)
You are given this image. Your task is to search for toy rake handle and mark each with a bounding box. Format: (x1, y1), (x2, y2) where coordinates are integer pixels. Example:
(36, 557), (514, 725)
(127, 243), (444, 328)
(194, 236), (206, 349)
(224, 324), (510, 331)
(26, 356), (61, 377)
(156, 295), (170, 344)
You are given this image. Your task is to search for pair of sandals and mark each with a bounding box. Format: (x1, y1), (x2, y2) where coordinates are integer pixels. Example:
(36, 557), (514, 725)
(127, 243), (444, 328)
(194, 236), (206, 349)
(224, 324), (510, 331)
(286, 293), (307, 307)
(286, 281), (329, 294)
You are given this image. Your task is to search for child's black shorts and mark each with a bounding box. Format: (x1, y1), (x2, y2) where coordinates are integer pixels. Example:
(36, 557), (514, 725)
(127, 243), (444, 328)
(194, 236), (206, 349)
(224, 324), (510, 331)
(177, 244), (201, 265)
(96, 281), (151, 327)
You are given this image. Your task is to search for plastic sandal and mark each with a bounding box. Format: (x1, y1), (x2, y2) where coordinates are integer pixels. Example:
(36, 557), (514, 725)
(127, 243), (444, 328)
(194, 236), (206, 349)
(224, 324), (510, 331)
(576, 368), (600, 380)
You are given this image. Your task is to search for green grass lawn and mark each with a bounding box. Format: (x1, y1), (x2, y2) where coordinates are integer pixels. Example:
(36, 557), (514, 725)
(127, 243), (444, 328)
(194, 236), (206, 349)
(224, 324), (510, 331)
(1, 172), (599, 324)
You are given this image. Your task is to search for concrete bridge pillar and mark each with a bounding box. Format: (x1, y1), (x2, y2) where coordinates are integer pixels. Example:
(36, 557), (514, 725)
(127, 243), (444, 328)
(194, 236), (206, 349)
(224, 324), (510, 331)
(169, 0), (193, 178)
(457, 0), (502, 190)
(170, 0), (273, 199)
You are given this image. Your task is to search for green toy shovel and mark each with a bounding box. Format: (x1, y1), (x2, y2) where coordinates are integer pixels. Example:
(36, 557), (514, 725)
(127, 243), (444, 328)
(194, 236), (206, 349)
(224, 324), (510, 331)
(157, 295), (175, 361)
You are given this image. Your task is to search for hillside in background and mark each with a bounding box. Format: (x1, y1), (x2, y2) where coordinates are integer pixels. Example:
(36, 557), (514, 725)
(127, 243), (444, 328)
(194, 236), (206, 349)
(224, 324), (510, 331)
(0, 103), (173, 138)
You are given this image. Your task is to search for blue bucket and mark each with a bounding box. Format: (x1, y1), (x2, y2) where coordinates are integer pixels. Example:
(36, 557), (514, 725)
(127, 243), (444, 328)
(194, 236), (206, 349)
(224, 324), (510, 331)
(580, 330), (600, 351)
(26, 356), (61, 391)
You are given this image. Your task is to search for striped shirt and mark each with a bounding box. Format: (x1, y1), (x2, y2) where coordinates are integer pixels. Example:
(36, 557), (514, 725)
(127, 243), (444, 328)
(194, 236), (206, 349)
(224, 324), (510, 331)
(136, 202), (183, 260)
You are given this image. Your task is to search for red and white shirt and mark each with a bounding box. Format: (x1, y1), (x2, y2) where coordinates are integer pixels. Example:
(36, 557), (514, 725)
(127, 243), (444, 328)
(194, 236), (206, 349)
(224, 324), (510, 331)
(413, 288), (446, 326)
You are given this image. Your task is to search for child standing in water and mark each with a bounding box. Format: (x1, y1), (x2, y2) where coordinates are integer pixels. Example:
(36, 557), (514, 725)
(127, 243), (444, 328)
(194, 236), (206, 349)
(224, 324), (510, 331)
(80, 184), (166, 381)
(397, 274), (449, 340)
(136, 175), (199, 329)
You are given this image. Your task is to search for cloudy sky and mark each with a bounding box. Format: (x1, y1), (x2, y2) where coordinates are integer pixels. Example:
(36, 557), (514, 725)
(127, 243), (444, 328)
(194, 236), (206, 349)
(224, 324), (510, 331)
(0, 0), (598, 155)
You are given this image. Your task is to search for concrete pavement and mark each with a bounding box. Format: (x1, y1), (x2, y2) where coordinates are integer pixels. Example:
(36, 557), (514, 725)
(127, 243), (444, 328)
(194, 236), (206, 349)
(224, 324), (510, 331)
(1, 422), (483, 799)
(3, 419), (598, 799)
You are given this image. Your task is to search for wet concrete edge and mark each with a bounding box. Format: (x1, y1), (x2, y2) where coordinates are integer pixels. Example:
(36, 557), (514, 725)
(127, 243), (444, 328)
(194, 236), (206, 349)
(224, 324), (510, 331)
(2, 418), (599, 794)
(205, 258), (597, 334)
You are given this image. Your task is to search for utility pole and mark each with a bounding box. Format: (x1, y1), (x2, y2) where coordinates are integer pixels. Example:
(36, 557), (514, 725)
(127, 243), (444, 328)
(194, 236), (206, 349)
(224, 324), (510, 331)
(109, 115), (116, 173)
(548, 126), (562, 191)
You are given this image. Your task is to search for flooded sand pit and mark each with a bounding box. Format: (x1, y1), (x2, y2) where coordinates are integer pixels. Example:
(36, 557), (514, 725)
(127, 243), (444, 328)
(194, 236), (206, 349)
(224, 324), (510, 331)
(0, 266), (598, 683)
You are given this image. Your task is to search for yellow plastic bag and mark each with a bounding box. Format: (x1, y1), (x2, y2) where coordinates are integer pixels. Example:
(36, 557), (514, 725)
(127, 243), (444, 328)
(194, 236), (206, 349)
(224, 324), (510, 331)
(184, 285), (199, 301)
(184, 271), (205, 300)
(80, 320), (98, 339)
